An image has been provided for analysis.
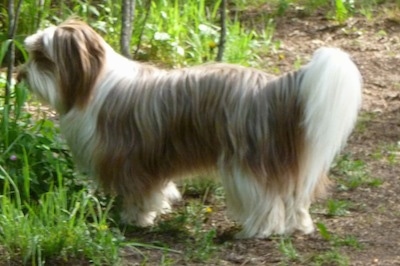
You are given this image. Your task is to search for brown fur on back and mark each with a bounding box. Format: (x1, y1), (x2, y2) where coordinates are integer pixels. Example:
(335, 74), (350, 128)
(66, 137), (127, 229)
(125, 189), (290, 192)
(95, 63), (306, 198)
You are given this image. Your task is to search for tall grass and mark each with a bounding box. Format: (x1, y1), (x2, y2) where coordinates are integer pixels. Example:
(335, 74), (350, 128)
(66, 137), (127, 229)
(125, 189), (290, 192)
(0, 163), (121, 264)
(128, 0), (275, 66)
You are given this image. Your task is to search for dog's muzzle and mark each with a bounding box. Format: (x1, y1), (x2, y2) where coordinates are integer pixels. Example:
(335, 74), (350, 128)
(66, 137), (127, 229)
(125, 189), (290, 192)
(16, 65), (27, 83)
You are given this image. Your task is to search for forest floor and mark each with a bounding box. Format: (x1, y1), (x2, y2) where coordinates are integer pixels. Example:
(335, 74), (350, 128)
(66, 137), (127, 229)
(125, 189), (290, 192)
(121, 4), (400, 266)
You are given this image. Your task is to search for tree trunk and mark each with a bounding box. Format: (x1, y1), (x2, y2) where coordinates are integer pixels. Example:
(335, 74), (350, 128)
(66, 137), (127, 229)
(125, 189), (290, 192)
(215, 0), (226, 62)
(120, 0), (136, 59)
(5, 0), (23, 104)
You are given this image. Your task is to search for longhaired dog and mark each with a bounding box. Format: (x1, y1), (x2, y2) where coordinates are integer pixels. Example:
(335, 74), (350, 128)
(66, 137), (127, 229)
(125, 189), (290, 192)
(19, 20), (362, 238)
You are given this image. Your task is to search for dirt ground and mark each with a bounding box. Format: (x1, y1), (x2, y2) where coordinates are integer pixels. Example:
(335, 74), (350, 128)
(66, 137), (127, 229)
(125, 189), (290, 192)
(269, 6), (400, 265)
(122, 5), (400, 266)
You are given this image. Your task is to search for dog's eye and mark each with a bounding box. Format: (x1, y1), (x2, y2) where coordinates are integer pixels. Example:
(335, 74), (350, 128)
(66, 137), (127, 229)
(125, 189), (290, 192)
(27, 49), (55, 72)
(25, 38), (52, 61)
(29, 47), (53, 63)
(33, 50), (47, 59)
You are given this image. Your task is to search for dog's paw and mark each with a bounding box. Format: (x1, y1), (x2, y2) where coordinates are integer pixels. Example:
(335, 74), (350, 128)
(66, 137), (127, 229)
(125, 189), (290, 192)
(163, 181), (182, 202)
(296, 221), (314, 235)
(294, 208), (314, 235)
(120, 209), (157, 227)
(159, 200), (173, 215)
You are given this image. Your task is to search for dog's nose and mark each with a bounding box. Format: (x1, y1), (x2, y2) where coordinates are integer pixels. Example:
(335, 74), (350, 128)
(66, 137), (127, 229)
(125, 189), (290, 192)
(16, 65), (26, 83)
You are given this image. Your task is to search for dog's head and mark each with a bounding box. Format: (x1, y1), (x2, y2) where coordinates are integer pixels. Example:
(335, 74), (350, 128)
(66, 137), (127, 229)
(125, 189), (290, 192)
(19, 20), (106, 113)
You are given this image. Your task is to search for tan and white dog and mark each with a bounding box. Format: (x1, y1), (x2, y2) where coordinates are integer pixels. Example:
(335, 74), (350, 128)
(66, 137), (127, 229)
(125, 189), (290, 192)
(19, 19), (362, 238)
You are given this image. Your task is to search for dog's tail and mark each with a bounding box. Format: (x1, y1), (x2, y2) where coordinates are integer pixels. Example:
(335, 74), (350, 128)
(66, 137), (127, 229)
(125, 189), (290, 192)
(299, 47), (362, 195)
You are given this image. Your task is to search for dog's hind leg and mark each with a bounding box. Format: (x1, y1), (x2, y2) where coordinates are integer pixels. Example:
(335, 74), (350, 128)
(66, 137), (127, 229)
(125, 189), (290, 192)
(283, 195), (314, 235)
(219, 164), (286, 239)
(285, 165), (330, 235)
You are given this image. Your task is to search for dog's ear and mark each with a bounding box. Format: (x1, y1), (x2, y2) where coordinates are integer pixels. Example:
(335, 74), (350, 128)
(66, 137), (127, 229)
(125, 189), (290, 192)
(53, 20), (105, 111)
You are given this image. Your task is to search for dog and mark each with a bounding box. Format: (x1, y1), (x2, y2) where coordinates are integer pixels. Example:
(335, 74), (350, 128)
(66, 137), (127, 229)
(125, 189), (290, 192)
(18, 19), (362, 238)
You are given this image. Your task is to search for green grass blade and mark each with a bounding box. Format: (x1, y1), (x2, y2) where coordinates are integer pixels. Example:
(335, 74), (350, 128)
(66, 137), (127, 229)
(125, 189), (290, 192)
(22, 146), (31, 199)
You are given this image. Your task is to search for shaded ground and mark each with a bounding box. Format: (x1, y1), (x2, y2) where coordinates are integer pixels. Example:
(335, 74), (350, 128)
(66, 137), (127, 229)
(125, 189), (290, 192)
(122, 5), (400, 266)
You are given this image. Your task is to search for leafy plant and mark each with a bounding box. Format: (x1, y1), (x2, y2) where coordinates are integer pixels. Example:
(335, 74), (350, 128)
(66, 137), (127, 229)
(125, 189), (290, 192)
(148, 199), (218, 262)
(333, 155), (382, 190)
(315, 222), (360, 265)
(279, 237), (300, 262)
(335, 0), (349, 23)
(326, 199), (351, 217)
(182, 176), (223, 204)
(312, 249), (350, 266)
(0, 165), (122, 265)
(177, 200), (217, 262)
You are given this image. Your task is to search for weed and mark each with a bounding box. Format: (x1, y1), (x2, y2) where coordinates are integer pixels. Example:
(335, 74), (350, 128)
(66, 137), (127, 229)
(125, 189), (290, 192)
(277, 0), (290, 16)
(317, 222), (362, 248)
(0, 165), (122, 265)
(355, 111), (376, 134)
(326, 199), (351, 217)
(334, 235), (362, 249)
(333, 154), (382, 190)
(314, 222), (360, 265)
(316, 222), (331, 241)
(183, 201), (218, 262)
(312, 249), (350, 266)
(335, 0), (350, 24)
(144, 199), (217, 263)
(182, 176), (224, 204)
(279, 237), (300, 262)
(385, 143), (400, 165)
(359, 6), (374, 20)
(371, 142), (400, 166)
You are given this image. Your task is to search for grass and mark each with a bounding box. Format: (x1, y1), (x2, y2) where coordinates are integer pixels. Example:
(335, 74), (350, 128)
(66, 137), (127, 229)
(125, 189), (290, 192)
(279, 237), (300, 263)
(181, 175), (225, 204)
(317, 222), (362, 249)
(311, 250), (350, 266)
(372, 143), (400, 165)
(141, 199), (219, 263)
(333, 154), (383, 191)
(326, 199), (351, 217)
(355, 112), (377, 135)
(276, 221), (363, 265)
(0, 164), (122, 265)
(311, 222), (362, 265)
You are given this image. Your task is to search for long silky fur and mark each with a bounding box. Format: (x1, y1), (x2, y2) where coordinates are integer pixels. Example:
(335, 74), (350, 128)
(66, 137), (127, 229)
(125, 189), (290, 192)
(20, 20), (362, 238)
